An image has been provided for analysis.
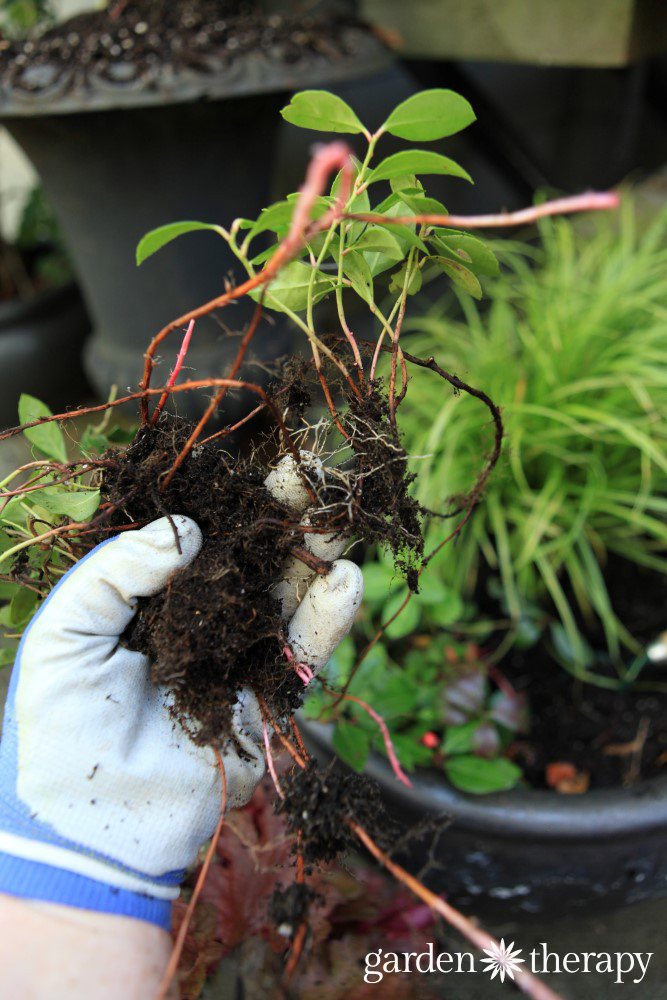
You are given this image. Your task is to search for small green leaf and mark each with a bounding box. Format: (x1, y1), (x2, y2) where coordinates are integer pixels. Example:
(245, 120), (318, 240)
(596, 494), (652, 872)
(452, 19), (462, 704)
(10, 587), (38, 627)
(326, 636), (356, 685)
(367, 150), (472, 185)
(400, 193), (448, 216)
(431, 256), (483, 299)
(431, 230), (499, 276)
(381, 89), (476, 141)
(18, 395), (67, 463)
(414, 575), (451, 605)
(0, 644), (17, 668)
(445, 755), (522, 794)
(387, 731), (434, 770)
(389, 174), (422, 194)
(36, 489), (100, 522)
(250, 261), (334, 314)
(247, 201), (294, 239)
(342, 251), (374, 306)
(384, 590), (421, 639)
(280, 90), (366, 134)
(332, 720), (370, 772)
(351, 226), (404, 261)
(136, 221), (226, 266)
(442, 721), (478, 755)
(388, 262), (422, 297)
(367, 673), (421, 718)
(426, 591), (465, 627)
(362, 563), (400, 603)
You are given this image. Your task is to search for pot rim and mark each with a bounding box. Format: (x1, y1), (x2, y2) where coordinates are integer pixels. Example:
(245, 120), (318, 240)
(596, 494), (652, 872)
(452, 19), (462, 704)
(0, 27), (390, 118)
(299, 717), (667, 842)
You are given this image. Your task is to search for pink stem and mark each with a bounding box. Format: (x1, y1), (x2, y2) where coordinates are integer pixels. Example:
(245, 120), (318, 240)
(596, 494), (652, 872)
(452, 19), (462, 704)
(341, 694), (412, 788)
(151, 319), (196, 425)
(263, 717), (284, 799)
(283, 643), (315, 685)
(167, 319), (195, 388)
(347, 190), (620, 230)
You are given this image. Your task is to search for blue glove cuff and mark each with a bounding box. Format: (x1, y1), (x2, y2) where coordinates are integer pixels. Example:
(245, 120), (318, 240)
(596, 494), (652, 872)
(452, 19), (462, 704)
(0, 852), (172, 929)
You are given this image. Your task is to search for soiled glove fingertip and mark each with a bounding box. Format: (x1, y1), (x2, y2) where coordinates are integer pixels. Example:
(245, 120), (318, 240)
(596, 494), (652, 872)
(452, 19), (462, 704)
(132, 515), (203, 566)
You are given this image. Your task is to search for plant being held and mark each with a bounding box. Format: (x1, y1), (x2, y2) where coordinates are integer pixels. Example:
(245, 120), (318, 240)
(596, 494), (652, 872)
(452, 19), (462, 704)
(0, 88), (616, 1000)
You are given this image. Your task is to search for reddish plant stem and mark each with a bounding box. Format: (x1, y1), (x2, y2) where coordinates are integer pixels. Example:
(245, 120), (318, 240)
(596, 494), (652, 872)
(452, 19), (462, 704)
(139, 142), (355, 426)
(281, 920), (308, 995)
(322, 683), (412, 788)
(198, 401), (266, 446)
(155, 751), (228, 1000)
(348, 820), (564, 1000)
(263, 717), (285, 799)
(150, 318), (195, 426)
(345, 190), (620, 231)
(257, 695), (307, 770)
(158, 301), (269, 488)
(290, 718), (309, 762)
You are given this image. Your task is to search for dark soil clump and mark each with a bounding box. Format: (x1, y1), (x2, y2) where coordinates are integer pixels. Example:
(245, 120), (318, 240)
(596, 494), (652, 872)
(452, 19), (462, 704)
(98, 369), (425, 746)
(101, 416), (306, 744)
(268, 883), (318, 939)
(276, 762), (395, 865)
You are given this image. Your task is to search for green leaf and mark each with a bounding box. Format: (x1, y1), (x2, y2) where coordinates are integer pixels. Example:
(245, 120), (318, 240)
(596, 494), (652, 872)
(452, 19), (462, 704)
(389, 174), (422, 194)
(342, 251), (374, 306)
(247, 201), (294, 239)
(0, 643), (17, 668)
(431, 256), (482, 299)
(136, 221), (226, 266)
(362, 562), (400, 603)
(442, 721), (478, 755)
(18, 395), (67, 463)
(10, 586), (38, 627)
(445, 755), (522, 794)
(367, 151), (472, 186)
(384, 590), (421, 639)
(351, 226), (404, 262)
(388, 262), (422, 297)
(400, 193), (448, 216)
(426, 590), (465, 627)
(414, 575), (451, 605)
(367, 673), (421, 718)
(249, 261), (334, 314)
(280, 90), (366, 134)
(431, 230), (499, 276)
(332, 720), (370, 772)
(381, 89), (476, 141)
(387, 731), (434, 769)
(326, 636), (356, 685)
(35, 489), (100, 522)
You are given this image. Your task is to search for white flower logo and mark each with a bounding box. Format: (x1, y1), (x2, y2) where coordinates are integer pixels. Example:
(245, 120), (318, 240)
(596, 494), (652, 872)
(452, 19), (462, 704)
(480, 938), (525, 982)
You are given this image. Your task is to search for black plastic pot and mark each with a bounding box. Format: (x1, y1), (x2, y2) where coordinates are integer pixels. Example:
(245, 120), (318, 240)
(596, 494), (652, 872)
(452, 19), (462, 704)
(299, 717), (667, 920)
(0, 17), (389, 423)
(0, 282), (91, 428)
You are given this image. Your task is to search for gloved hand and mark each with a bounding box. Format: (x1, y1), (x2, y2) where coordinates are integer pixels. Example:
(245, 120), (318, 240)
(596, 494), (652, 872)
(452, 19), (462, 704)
(0, 456), (363, 929)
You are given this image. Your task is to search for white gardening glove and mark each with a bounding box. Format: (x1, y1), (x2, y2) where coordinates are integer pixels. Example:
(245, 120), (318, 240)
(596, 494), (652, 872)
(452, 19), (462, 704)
(0, 458), (362, 929)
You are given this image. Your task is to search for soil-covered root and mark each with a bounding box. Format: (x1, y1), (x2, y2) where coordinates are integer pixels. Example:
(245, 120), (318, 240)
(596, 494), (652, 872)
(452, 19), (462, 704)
(276, 762), (396, 865)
